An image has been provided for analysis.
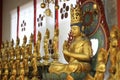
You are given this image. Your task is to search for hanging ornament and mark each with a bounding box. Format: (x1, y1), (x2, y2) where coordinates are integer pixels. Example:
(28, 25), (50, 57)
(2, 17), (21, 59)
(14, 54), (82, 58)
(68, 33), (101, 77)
(55, 5), (59, 10)
(41, 2), (46, 8)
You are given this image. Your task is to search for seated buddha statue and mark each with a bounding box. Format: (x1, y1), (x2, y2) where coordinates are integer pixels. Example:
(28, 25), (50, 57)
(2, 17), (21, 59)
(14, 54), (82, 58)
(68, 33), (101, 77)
(49, 4), (93, 74)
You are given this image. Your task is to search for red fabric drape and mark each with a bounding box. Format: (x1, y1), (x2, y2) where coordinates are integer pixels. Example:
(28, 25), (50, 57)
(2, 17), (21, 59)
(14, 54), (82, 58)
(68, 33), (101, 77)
(34, 0), (37, 44)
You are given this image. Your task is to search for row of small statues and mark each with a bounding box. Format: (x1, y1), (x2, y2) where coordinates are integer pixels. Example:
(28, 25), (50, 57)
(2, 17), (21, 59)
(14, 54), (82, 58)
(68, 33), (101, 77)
(0, 25), (120, 80)
(0, 28), (59, 80)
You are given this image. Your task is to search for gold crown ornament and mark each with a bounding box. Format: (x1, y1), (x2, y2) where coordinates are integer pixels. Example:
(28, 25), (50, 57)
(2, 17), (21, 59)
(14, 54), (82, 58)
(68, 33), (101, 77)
(70, 3), (82, 24)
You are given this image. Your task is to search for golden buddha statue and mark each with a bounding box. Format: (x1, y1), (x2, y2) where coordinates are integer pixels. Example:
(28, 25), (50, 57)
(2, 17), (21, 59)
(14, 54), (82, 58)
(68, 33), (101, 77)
(51, 27), (59, 62)
(22, 35), (27, 59)
(0, 42), (4, 61)
(31, 47), (39, 80)
(18, 62), (25, 80)
(94, 48), (108, 80)
(85, 48), (108, 80)
(2, 69), (9, 80)
(28, 33), (34, 60)
(15, 37), (21, 76)
(15, 37), (21, 60)
(36, 31), (41, 57)
(9, 39), (15, 69)
(36, 31), (42, 65)
(31, 47), (38, 76)
(23, 48), (29, 77)
(9, 39), (15, 60)
(108, 26), (120, 80)
(31, 48), (39, 80)
(4, 40), (9, 62)
(43, 28), (50, 65)
(9, 63), (17, 80)
(23, 56), (29, 76)
(0, 42), (4, 64)
(23, 58), (29, 80)
(49, 4), (93, 74)
(2, 62), (9, 80)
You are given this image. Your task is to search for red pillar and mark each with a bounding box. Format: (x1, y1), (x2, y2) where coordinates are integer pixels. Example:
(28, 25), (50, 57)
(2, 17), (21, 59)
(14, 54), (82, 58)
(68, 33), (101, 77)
(117, 0), (120, 28)
(34, 0), (37, 43)
(17, 6), (20, 38)
(117, 0), (120, 46)
(0, 0), (2, 46)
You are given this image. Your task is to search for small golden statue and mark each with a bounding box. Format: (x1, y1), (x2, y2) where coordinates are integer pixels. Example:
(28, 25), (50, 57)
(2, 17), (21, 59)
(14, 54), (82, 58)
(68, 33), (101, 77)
(94, 48), (108, 80)
(15, 37), (21, 60)
(2, 63), (9, 80)
(36, 31), (42, 65)
(31, 47), (38, 80)
(9, 39), (15, 59)
(28, 33), (34, 60)
(4, 40), (9, 62)
(15, 37), (21, 76)
(2, 69), (9, 80)
(43, 28), (50, 65)
(108, 26), (120, 80)
(21, 35), (27, 59)
(18, 62), (25, 80)
(9, 63), (17, 80)
(49, 4), (93, 74)
(9, 39), (15, 69)
(51, 27), (59, 63)
(0, 42), (4, 61)
(23, 55), (29, 77)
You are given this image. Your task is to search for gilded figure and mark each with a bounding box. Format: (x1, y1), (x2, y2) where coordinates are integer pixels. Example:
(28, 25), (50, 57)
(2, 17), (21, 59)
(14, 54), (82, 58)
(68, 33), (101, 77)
(49, 3), (93, 74)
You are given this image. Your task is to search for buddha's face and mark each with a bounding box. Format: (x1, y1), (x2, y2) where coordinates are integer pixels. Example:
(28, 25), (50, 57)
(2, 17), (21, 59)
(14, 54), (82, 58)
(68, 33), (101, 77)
(71, 25), (81, 37)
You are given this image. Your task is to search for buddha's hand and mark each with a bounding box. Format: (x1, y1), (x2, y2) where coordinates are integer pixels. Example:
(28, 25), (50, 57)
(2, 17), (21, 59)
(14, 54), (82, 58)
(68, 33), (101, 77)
(63, 49), (69, 55)
(63, 40), (68, 50)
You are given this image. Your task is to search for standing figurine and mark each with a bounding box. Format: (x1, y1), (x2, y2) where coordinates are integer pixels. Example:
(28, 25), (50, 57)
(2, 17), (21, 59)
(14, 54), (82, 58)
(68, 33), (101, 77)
(18, 62), (25, 80)
(2, 63), (9, 80)
(28, 33), (34, 60)
(31, 47), (38, 80)
(21, 35), (27, 59)
(15, 37), (21, 77)
(107, 26), (120, 80)
(43, 28), (50, 65)
(9, 62), (17, 80)
(94, 48), (108, 80)
(23, 47), (29, 80)
(9, 39), (15, 69)
(51, 27), (59, 63)
(36, 31), (42, 65)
